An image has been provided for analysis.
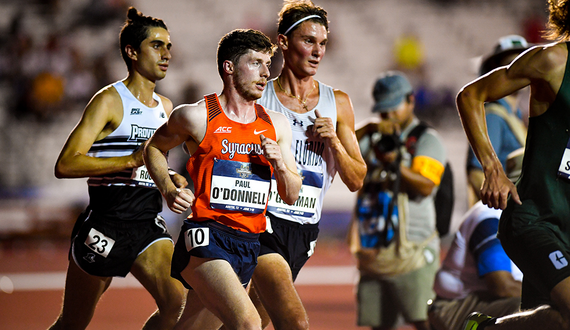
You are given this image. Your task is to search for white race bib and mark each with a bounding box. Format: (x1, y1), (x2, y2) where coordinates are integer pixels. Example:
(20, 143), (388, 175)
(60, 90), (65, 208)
(185, 227), (210, 251)
(84, 228), (115, 258)
(267, 169), (323, 218)
(210, 159), (271, 214)
(132, 165), (155, 187)
(558, 139), (570, 180)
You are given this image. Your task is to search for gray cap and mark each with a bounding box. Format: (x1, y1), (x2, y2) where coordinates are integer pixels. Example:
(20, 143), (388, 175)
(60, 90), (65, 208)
(372, 71), (413, 113)
(479, 35), (529, 76)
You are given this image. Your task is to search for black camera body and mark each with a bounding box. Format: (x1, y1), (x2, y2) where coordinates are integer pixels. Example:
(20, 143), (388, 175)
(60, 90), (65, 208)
(373, 133), (401, 154)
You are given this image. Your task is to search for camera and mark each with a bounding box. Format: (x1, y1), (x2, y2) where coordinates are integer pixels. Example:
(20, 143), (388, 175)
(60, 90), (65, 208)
(373, 133), (401, 154)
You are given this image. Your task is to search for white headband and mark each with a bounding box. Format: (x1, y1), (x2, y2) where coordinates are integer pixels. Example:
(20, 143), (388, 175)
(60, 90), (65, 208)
(283, 15), (321, 36)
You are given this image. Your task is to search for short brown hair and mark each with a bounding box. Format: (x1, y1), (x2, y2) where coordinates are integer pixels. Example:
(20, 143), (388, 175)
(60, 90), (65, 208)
(217, 29), (276, 78)
(277, 0), (329, 36)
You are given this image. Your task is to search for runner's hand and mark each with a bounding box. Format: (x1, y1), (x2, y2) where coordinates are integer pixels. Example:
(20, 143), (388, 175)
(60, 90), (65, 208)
(312, 109), (338, 143)
(260, 134), (284, 170)
(481, 169), (521, 209)
(167, 187), (194, 214)
(131, 140), (148, 168)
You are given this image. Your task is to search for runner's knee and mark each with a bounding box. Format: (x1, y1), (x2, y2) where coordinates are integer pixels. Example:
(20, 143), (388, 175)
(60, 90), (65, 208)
(228, 313), (262, 330)
(272, 314), (309, 330)
(156, 285), (185, 316)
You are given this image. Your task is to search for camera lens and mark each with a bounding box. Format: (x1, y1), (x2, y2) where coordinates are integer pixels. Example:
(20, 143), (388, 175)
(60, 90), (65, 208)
(374, 134), (400, 154)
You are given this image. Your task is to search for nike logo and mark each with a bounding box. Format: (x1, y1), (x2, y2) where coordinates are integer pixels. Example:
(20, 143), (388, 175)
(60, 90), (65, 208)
(254, 129), (267, 135)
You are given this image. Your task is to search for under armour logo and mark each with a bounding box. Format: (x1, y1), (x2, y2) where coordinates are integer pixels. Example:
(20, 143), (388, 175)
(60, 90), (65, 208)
(292, 119), (304, 127)
(131, 108), (142, 115)
(160, 112), (166, 118)
(549, 250), (568, 270)
(83, 253), (96, 263)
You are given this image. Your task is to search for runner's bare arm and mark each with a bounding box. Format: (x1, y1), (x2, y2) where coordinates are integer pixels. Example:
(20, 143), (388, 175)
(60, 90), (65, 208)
(265, 111), (302, 205)
(315, 90), (366, 192)
(456, 47), (545, 208)
(55, 86), (144, 178)
(144, 103), (205, 213)
(156, 94), (188, 188)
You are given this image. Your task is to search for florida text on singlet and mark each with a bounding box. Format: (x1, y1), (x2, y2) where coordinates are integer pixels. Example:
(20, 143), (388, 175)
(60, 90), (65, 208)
(86, 81), (167, 220)
(187, 94), (275, 234)
(258, 80), (337, 225)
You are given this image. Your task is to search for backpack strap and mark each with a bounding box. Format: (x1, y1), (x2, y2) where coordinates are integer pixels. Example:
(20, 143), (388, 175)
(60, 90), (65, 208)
(405, 121), (455, 237)
(485, 101), (527, 147)
(405, 121), (429, 157)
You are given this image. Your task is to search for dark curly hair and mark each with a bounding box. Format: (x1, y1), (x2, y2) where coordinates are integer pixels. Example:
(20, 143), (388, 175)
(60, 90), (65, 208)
(119, 7), (168, 70)
(217, 29), (276, 78)
(545, 0), (570, 41)
(277, 0), (329, 36)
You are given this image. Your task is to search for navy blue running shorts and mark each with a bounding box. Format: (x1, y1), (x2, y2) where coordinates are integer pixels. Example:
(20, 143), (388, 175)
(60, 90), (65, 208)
(171, 219), (260, 290)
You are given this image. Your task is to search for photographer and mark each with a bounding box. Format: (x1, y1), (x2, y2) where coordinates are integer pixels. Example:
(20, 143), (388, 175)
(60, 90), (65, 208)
(349, 71), (447, 330)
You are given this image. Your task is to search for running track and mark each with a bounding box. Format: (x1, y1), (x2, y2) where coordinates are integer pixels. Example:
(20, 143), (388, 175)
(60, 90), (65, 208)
(0, 238), (414, 330)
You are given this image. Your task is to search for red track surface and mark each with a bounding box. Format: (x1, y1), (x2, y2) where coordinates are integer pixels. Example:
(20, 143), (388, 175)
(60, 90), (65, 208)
(0, 238), (414, 330)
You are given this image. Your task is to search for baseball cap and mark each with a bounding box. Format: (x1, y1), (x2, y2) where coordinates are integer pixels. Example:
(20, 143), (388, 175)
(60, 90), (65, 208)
(479, 35), (529, 75)
(372, 71), (413, 113)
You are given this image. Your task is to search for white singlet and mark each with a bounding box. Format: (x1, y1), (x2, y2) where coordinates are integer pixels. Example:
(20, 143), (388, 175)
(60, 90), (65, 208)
(258, 79), (337, 225)
(87, 81), (168, 188)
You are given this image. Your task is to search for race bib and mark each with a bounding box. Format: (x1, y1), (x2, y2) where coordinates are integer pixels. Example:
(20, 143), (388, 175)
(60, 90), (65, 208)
(210, 159), (271, 214)
(558, 138), (570, 180)
(84, 228), (115, 258)
(184, 227), (210, 251)
(267, 169), (323, 218)
(132, 165), (155, 187)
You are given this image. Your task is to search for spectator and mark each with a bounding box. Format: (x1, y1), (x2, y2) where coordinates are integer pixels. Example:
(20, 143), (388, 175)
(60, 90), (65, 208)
(429, 149), (524, 330)
(349, 71), (446, 330)
(466, 35), (529, 206)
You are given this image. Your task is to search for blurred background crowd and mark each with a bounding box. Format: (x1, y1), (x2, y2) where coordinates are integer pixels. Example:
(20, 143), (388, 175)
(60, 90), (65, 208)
(0, 0), (548, 242)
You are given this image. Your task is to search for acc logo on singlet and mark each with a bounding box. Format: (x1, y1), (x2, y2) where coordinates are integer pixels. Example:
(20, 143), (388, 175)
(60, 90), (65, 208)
(129, 124), (157, 141)
(214, 126), (232, 133)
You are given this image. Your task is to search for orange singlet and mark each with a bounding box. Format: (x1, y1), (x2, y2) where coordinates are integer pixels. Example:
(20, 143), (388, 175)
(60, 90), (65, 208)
(187, 94), (276, 233)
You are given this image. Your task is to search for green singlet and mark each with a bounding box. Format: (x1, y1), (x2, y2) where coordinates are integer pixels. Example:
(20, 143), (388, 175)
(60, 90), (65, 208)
(499, 42), (570, 309)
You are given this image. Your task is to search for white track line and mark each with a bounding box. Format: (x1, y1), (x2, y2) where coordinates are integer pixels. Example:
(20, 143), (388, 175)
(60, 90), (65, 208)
(0, 265), (358, 293)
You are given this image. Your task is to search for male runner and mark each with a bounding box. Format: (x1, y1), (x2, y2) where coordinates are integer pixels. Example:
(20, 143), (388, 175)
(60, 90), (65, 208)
(51, 7), (185, 330)
(250, 1), (366, 329)
(144, 29), (302, 330)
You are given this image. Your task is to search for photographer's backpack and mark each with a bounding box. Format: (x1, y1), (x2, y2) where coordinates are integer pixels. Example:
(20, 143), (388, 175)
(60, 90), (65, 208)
(406, 122), (454, 237)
